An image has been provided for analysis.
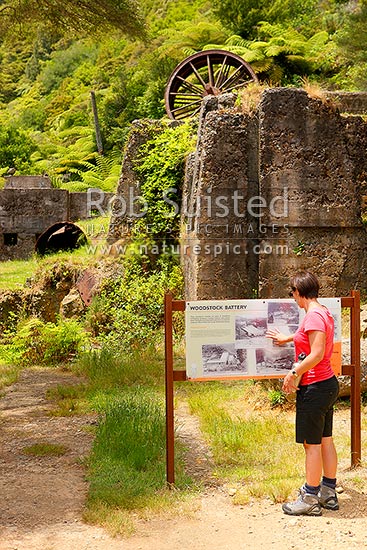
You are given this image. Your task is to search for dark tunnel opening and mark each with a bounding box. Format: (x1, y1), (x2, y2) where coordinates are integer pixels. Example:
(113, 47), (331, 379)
(35, 222), (87, 256)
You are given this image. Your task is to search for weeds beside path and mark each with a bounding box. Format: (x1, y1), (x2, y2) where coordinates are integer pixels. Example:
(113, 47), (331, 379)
(1, 367), (367, 550)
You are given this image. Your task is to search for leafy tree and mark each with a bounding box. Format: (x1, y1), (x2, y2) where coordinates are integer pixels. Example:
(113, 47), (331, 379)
(0, 36), (34, 103)
(334, 0), (367, 89)
(0, 125), (37, 172)
(211, 0), (355, 39)
(0, 0), (146, 40)
(37, 41), (99, 94)
(142, 0), (213, 37)
(25, 33), (60, 82)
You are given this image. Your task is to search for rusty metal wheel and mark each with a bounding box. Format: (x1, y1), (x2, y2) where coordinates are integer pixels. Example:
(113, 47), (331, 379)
(164, 49), (258, 120)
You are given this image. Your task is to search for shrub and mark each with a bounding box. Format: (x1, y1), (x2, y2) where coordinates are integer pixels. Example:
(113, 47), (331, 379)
(95, 257), (184, 349)
(133, 121), (196, 243)
(268, 388), (286, 407)
(1, 317), (88, 367)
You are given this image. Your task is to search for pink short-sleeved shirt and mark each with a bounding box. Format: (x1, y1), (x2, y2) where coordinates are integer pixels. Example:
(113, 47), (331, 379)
(293, 307), (335, 385)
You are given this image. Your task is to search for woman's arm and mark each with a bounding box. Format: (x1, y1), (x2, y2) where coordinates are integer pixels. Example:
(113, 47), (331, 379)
(282, 330), (326, 394)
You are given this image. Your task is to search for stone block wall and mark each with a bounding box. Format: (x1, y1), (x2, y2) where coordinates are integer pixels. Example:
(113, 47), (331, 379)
(182, 88), (367, 300)
(181, 95), (259, 299)
(0, 178), (113, 260)
(258, 88), (367, 297)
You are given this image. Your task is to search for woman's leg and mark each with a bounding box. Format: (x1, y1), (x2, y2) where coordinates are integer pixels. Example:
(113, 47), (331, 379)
(321, 436), (337, 478)
(304, 442), (322, 486)
(282, 441), (322, 515)
(319, 436), (339, 509)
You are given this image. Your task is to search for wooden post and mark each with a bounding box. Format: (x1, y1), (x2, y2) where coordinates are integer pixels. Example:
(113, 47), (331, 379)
(350, 289), (361, 466)
(164, 292), (175, 485)
(90, 90), (104, 155)
(164, 294), (186, 486)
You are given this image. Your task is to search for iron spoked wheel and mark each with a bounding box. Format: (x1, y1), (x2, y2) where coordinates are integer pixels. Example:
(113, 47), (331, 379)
(164, 49), (258, 120)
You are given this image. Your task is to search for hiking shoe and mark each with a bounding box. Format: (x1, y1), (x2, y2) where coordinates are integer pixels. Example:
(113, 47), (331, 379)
(318, 484), (339, 510)
(282, 491), (322, 516)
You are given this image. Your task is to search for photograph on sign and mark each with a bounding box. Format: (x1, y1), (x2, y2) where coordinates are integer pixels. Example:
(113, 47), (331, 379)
(185, 298), (341, 381)
(202, 343), (244, 376)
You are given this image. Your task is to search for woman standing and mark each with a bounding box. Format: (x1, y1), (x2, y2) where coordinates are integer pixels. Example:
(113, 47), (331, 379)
(266, 270), (339, 516)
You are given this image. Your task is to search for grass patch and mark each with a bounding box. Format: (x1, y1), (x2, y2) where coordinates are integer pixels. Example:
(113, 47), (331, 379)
(64, 344), (194, 536)
(0, 244), (96, 291)
(74, 345), (165, 390)
(46, 383), (90, 416)
(181, 379), (361, 504)
(76, 216), (111, 246)
(0, 257), (38, 290)
(0, 362), (22, 390)
(0, 219), (111, 293)
(183, 380), (306, 502)
(83, 502), (136, 537)
(85, 387), (193, 535)
(23, 442), (67, 456)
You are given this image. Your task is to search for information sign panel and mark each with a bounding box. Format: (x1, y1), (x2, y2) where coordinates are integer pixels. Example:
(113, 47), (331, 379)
(185, 298), (341, 380)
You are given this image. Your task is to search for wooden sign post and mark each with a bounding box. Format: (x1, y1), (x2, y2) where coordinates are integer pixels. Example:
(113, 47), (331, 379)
(164, 290), (361, 485)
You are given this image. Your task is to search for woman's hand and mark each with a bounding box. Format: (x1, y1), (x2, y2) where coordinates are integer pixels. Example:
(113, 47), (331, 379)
(282, 371), (299, 394)
(265, 328), (291, 346)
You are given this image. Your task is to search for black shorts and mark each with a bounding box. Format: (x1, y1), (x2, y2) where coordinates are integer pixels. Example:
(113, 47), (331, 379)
(296, 376), (339, 445)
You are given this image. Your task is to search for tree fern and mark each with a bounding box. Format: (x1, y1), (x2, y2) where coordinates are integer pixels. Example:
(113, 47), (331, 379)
(200, 22), (338, 84)
(157, 21), (228, 60)
(306, 31), (329, 53)
(225, 35), (252, 48)
(57, 151), (121, 193)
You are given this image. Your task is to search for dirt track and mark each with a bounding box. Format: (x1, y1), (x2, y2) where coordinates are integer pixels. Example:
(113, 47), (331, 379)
(1, 368), (367, 550)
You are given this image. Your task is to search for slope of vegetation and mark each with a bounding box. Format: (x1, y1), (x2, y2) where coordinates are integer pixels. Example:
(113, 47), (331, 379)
(0, 0), (366, 189)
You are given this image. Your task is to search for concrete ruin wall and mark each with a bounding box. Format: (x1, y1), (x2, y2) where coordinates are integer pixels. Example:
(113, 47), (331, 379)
(69, 189), (114, 220)
(258, 88), (367, 297)
(0, 176), (113, 260)
(181, 95), (259, 299)
(182, 88), (367, 299)
(0, 186), (69, 260)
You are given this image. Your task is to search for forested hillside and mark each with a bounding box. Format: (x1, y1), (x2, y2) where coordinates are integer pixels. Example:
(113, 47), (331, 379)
(0, 0), (366, 189)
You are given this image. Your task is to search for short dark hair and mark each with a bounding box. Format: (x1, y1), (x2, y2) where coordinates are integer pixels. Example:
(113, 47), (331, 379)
(290, 270), (319, 299)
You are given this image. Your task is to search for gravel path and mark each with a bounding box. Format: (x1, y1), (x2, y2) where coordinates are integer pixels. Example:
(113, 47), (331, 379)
(0, 367), (367, 550)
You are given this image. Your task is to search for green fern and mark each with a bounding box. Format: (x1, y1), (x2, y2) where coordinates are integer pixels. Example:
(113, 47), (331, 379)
(225, 35), (251, 48)
(198, 21), (337, 85)
(307, 31), (329, 53)
(157, 21), (228, 60)
(57, 151), (121, 193)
